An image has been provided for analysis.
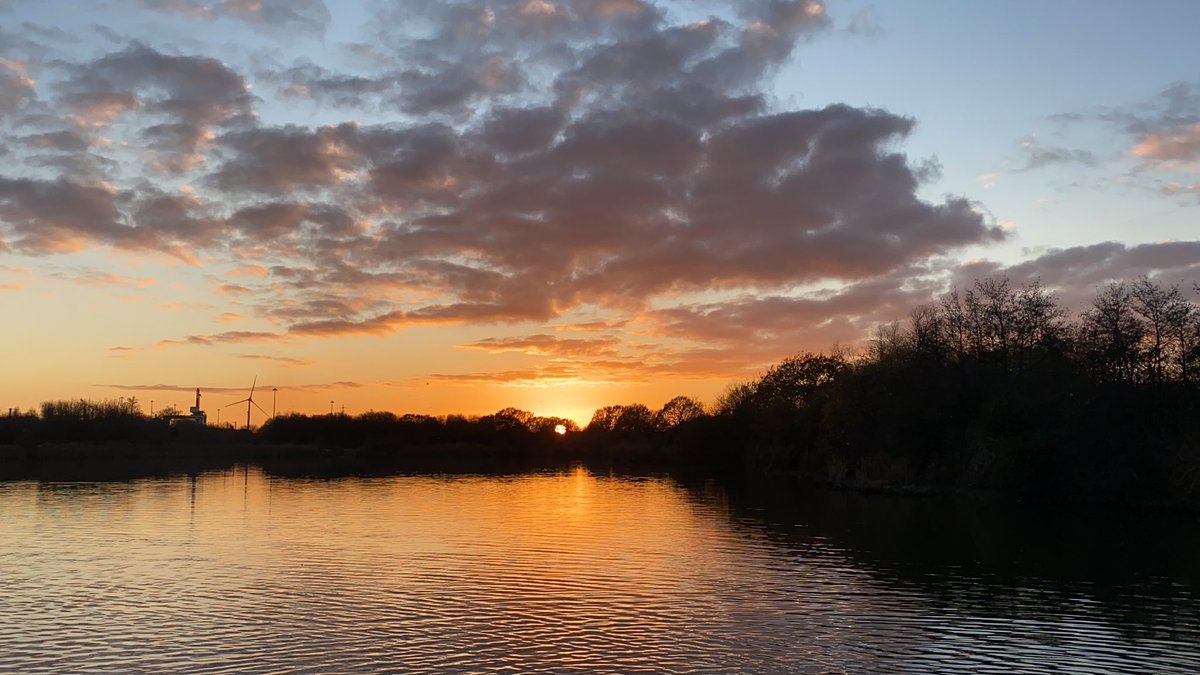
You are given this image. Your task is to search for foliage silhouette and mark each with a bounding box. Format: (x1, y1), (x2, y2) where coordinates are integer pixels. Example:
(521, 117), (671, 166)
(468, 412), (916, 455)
(3, 276), (1198, 506)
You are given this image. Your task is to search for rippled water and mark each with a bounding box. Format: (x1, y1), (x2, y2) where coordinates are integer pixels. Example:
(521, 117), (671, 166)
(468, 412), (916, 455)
(1, 466), (1197, 673)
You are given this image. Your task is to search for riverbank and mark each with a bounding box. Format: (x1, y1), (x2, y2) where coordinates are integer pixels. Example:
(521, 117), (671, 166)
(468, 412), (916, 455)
(3, 438), (1198, 514)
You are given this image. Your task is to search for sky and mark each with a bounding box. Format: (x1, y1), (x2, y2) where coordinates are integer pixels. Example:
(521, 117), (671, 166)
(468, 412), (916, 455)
(1, 0), (1198, 425)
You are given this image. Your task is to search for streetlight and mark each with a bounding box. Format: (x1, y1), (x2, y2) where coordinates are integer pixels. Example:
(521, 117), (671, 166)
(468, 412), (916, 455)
(272, 387), (277, 418)
(330, 400), (334, 415)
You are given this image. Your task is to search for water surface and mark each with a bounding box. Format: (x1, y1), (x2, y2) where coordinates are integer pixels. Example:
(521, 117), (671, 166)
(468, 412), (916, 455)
(1, 467), (1196, 673)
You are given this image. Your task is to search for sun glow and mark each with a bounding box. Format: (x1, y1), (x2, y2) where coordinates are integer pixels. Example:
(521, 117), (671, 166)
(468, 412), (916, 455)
(554, 424), (568, 435)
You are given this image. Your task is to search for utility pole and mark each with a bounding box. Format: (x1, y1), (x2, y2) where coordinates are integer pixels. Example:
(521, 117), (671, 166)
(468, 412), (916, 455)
(272, 388), (278, 418)
(330, 400), (334, 415)
(150, 400), (154, 416)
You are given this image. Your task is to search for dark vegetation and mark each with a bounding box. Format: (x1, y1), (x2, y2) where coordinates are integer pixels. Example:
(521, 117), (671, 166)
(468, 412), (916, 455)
(3, 276), (1199, 507)
(698, 276), (1200, 507)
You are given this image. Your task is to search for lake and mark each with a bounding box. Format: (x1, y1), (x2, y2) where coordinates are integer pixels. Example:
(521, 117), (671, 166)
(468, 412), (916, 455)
(1, 465), (1197, 673)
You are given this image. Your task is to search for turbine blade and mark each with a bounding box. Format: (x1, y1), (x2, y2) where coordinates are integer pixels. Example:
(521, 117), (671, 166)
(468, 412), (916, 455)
(250, 376), (257, 398)
(252, 400), (269, 417)
(226, 398), (250, 407)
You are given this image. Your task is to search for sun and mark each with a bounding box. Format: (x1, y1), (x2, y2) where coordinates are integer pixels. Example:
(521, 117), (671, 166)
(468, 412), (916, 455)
(554, 424), (568, 435)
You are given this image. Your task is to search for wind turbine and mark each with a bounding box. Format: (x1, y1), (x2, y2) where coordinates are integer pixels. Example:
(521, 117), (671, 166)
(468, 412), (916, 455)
(226, 376), (269, 429)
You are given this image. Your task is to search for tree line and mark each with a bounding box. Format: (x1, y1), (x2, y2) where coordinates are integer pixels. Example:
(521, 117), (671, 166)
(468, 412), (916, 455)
(685, 276), (1200, 505)
(3, 275), (1197, 505)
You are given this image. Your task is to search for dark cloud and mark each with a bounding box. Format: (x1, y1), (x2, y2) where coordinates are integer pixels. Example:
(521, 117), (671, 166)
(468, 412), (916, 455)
(265, 62), (396, 108)
(0, 177), (126, 254)
(56, 43), (255, 171)
(183, 0), (1001, 340)
(644, 264), (944, 348)
(967, 241), (1200, 296)
(207, 123), (363, 194)
(9, 0), (1193, 382)
(637, 240), (1200, 363)
(17, 129), (92, 151)
(396, 56), (526, 116)
(226, 201), (357, 241)
(480, 106), (568, 155)
(130, 188), (223, 249)
(14, 128), (119, 179)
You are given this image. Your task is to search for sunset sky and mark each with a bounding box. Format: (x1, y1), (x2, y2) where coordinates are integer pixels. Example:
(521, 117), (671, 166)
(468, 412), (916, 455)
(1, 0), (1198, 424)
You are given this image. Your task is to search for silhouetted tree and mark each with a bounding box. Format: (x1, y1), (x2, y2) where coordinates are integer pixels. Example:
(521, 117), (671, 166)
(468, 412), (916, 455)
(483, 407), (536, 432)
(1131, 276), (1176, 382)
(653, 396), (706, 430)
(753, 352), (847, 411)
(530, 416), (578, 435)
(1079, 282), (1145, 383)
(712, 381), (756, 417)
(587, 405), (626, 432)
(613, 404), (654, 434)
(154, 405), (182, 419)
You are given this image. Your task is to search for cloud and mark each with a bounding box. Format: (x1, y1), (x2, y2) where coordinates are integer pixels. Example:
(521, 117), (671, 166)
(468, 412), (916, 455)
(2, 1), (1005, 340)
(554, 320), (628, 332)
(265, 62), (396, 108)
(630, 240), (1200, 364)
(1015, 135), (1097, 172)
(1132, 124), (1200, 164)
(7, 0), (1194, 391)
(56, 43), (255, 170)
(0, 59), (35, 115)
(139, 0), (330, 33)
(236, 353), (312, 367)
(185, 1), (999, 339)
(1091, 81), (1200, 169)
(49, 269), (158, 287)
(97, 380), (364, 393)
(227, 264), (269, 277)
(17, 129), (93, 152)
(461, 334), (621, 357)
(157, 330), (285, 347)
(1163, 181), (1200, 197)
(428, 344), (765, 387)
(0, 177), (125, 254)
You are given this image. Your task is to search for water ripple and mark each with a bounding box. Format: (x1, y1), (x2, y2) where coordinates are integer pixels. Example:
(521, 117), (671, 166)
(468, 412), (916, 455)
(0, 468), (1197, 673)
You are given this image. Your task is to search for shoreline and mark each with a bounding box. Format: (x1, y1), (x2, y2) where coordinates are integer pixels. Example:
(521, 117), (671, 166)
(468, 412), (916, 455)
(4, 440), (1197, 514)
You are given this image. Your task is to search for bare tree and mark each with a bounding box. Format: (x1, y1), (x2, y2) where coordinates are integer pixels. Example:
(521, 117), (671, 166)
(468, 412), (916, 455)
(1079, 282), (1145, 383)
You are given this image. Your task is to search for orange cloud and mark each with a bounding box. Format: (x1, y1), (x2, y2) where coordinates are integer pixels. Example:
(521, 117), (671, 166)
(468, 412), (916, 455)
(227, 264), (270, 277)
(1133, 124), (1200, 163)
(460, 334), (621, 357)
(158, 330), (286, 347)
